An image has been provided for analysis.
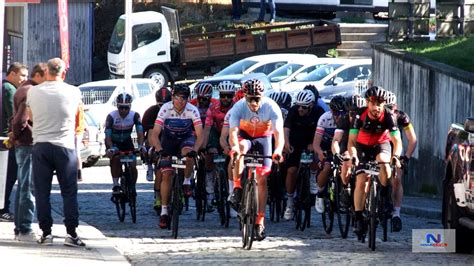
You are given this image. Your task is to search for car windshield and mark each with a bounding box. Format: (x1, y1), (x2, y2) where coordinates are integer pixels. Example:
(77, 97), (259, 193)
(297, 64), (343, 82)
(108, 19), (125, 54)
(215, 59), (258, 76)
(136, 82), (154, 97)
(268, 63), (304, 82)
(80, 86), (116, 105)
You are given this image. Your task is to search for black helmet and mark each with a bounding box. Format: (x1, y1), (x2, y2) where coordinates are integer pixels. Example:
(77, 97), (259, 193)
(116, 92), (133, 105)
(155, 87), (172, 103)
(242, 79), (265, 96)
(303, 84), (319, 100)
(365, 86), (389, 102)
(329, 95), (346, 112)
(172, 83), (190, 97)
(344, 94), (365, 111)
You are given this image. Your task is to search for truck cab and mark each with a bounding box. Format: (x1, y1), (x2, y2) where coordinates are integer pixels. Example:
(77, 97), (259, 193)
(107, 11), (171, 88)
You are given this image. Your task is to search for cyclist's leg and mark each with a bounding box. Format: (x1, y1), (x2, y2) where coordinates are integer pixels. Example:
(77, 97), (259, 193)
(232, 139), (251, 189)
(254, 137), (272, 225)
(284, 149), (301, 218)
(392, 167), (403, 212)
(353, 143), (371, 233)
(158, 138), (180, 228)
(376, 142), (392, 187)
(341, 150), (352, 185)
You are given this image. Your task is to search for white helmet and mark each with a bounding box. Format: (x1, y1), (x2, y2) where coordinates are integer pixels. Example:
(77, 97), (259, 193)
(217, 80), (236, 93)
(295, 90), (315, 106)
(386, 91), (397, 106)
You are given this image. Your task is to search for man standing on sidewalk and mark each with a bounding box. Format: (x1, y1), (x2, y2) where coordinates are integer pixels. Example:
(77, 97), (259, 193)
(1, 62), (28, 222)
(27, 58), (86, 247)
(11, 63), (47, 241)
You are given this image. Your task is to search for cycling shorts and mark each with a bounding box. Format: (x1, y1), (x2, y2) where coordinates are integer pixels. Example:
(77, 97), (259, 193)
(356, 141), (391, 166)
(239, 133), (272, 176)
(159, 135), (195, 172)
(206, 127), (221, 151)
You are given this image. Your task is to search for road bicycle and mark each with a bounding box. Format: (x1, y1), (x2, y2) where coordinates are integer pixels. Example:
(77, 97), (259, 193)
(213, 153), (230, 227)
(294, 151), (313, 231)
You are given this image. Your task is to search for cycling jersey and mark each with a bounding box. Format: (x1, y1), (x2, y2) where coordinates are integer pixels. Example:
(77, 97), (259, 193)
(190, 98), (219, 125)
(350, 107), (398, 146)
(105, 110), (143, 150)
(228, 97), (283, 138)
(315, 111), (336, 151)
(142, 104), (162, 135)
(284, 104), (325, 149)
(393, 109), (411, 130)
(155, 102), (202, 140)
(205, 101), (232, 133)
(222, 111), (231, 129)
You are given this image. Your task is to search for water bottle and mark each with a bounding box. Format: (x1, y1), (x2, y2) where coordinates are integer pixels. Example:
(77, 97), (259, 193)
(330, 182), (335, 201)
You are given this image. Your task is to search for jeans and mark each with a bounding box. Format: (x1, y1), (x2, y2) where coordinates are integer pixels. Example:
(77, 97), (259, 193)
(0, 146), (17, 214)
(32, 143), (79, 234)
(232, 0), (242, 19)
(258, 0), (275, 20)
(14, 146), (35, 234)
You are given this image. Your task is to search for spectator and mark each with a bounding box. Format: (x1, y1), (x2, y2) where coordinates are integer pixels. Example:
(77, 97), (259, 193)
(11, 63), (47, 241)
(255, 0), (276, 24)
(1, 62), (28, 222)
(26, 58), (86, 247)
(231, 0), (242, 20)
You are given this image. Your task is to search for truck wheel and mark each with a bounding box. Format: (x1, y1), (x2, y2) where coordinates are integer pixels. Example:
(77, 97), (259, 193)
(144, 68), (169, 88)
(444, 184), (474, 253)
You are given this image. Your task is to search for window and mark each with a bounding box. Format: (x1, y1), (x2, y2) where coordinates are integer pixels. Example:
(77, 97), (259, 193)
(252, 61), (287, 75)
(136, 82), (153, 97)
(133, 23), (162, 50)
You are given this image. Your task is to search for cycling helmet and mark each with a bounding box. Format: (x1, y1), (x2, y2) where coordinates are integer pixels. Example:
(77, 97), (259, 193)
(217, 80), (236, 93)
(155, 87), (172, 103)
(329, 95), (346, 112)
(386, 91), (397, 106)
(268, 91), (280, 103)
(116, 92), (133, 105)
(195, 82), (213, 97)
(345, 94), (365, 111)
(234, 88), (245, 101)
(303, 84), (319, 100)
(295, 90), (315, 106)
(278, 92), (292, 110)
(365, 86), (389, 102)
(242, 79), (265, 96)
(172, 83), (191, 97)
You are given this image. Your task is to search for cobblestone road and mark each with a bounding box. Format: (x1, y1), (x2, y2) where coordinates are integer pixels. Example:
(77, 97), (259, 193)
(47, 166), (472, 264)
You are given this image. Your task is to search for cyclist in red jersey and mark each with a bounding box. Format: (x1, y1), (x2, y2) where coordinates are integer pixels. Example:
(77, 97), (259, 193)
(202, 81), (236, 211)
(348, 86), (402, 237)
(190, 82), (219, 124)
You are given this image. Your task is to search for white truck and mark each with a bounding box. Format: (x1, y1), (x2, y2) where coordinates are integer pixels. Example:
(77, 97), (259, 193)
(107, 6), (341, 88)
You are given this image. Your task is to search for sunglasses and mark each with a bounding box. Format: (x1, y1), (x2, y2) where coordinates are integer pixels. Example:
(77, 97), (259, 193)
(118, 105), (130, 110)
(219, 94), (234, 99)
(297, 105), (311, 110)
(246, 96), (261, 103)
(174, 95), (189, 101)
(332, 110), (346, 116)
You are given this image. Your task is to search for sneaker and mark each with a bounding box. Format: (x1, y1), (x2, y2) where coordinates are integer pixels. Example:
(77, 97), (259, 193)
(183, 184), (193, 197)
(229, 188), (243, 211)
(315, 195), (325, 214)
(64, 234), (86, 247)
(309, 172), (318, 194)
(112, 185), (122, 195)
(37, 234), (53, 245)
(146, 165), (154, 182)
(17, 231), (37, 242)
(392, 216), (402, 232)
(0, 212), (14, 222)
(159, 214), (170, 229)
(269, 18), (275, 24)
(254, 224), (266, 241)
(283, 206), (293, 221)
(230, 208), (238, 218)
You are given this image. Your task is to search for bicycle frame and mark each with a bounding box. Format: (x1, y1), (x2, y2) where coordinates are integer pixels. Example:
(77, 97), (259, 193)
(295, 151), (313, 231)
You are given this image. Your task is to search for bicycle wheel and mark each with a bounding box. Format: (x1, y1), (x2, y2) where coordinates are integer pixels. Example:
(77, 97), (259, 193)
(336, 177), (351, 239)
(129, 188), (137, 223)
(216, 169), (228, 226)
(321, 181), (335, 234)
(368, 181), (377, 251)
(113, 194), (126, 222)
(247, 179), (258, 250)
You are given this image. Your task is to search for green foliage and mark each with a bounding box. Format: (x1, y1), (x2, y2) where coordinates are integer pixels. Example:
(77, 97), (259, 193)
(327, 48), (338, 57)
(393, 36), (474, 73)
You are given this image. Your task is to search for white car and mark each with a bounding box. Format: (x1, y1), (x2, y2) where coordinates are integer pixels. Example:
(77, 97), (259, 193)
(214, 53), (318, 77)
(283, 58), (372, 100)
(79, 78), (159, 126)
(268, 57), (341, 91)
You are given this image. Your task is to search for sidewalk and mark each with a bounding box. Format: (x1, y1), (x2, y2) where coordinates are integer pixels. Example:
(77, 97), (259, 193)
(0, 209), (129, 265)
(402, 195), (442, 220)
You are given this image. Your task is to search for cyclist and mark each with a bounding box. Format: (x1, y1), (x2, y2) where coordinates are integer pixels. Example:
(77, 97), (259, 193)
(150, 84), (203, 229)
(385, 92), (417, 232)
(348, 86), (402, 237)
(190, 82), (219, 124)
(228, 78), (284, 241)
(312, 96), (346, 213)
(141, 87), (172, 213)
(202, 81), (236, 212)
(331, 95), (366, 187)
(268, 91), (292, 120)
(303, 84), (330, 111)
(105, 92), (145, 195)
(282, 90), (324, 220)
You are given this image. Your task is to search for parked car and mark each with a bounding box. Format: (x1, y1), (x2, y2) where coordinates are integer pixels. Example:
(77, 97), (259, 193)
(283, 58), (372, 100)
(319, 74), (372, 103)
(193, 73), (276, 100)
(214, 53), (318, 77)
(268, 57), (340, 91)
(79, 78), (159, 126)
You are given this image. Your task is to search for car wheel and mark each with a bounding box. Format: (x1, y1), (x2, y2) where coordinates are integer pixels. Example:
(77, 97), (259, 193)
(144, 68), (169, 88)
(82, 155), (100, 168)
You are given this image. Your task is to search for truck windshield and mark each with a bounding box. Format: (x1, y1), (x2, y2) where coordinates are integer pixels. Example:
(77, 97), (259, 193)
(109, 19), (125, 54)
(109, 19), (162, 54)
(215, 59), (258, 77)
(297, 64), (343, 82)
(268, 63), (304, 82)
